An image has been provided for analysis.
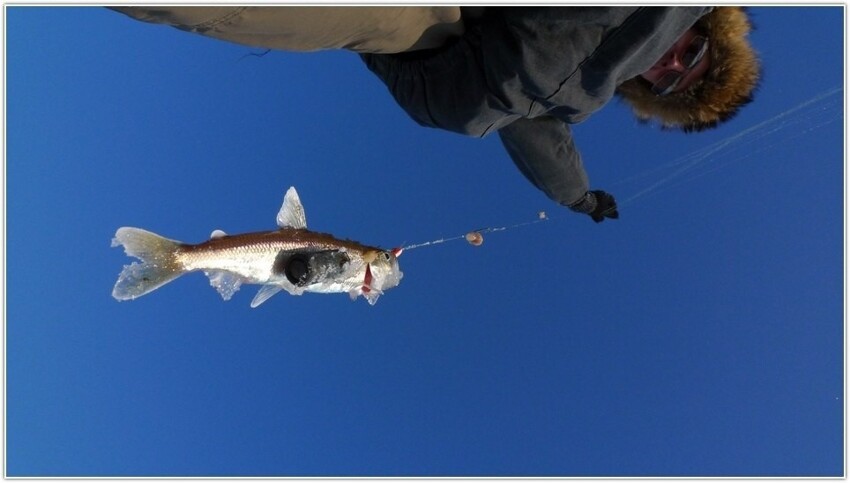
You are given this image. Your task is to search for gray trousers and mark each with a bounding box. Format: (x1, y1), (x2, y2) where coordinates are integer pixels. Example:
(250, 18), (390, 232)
(110, 6), (464, 54)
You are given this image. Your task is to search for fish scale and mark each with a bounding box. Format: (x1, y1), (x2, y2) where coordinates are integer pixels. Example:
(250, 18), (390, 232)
(176, 230), (365, 284)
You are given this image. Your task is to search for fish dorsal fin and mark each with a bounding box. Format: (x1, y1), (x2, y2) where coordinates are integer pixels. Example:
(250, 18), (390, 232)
(276, 187), (307, 229)
(210, 229), (227, 239)
(250, 284), (284, 308)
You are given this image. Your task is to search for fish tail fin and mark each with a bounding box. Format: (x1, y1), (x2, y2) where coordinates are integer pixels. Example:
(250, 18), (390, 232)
(111, 227), (184, 301)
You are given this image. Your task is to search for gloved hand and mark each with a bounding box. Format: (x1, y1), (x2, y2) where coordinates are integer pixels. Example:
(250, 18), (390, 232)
(568, 190), (619, 223)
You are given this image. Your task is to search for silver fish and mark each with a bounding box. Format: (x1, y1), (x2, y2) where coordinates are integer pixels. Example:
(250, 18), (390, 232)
(111, 187), (403, 307)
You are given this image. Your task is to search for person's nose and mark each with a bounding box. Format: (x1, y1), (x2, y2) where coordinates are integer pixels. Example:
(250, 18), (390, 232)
(658, 49), (685, 71)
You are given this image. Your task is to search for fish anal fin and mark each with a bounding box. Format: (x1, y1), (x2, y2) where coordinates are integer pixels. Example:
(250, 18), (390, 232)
(205, 270), (243, 301)
(276, 187), (307, 229)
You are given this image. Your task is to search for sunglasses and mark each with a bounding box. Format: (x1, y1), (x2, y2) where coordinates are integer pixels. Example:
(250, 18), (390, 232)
(651, 35), (709, 96)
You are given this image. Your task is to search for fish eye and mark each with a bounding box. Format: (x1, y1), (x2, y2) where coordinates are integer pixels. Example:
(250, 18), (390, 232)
(381, 252), (392, 262)
(284, 254), (311, 286)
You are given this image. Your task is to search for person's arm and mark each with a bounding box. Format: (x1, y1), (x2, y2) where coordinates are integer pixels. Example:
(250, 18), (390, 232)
(498, 116), (618, 222)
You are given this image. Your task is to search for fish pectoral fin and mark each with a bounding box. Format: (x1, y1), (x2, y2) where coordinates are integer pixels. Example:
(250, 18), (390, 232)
(204, 270), (243, 301)
(349, 285), (383, 305)
(362, 288), (382, 306)
(250, 284), (285, 308)
(275, 187), (308, 229)
(354, 263), (383, 305)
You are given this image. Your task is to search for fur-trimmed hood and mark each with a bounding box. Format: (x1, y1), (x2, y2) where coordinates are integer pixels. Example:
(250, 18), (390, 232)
(616, 7), (761, 132)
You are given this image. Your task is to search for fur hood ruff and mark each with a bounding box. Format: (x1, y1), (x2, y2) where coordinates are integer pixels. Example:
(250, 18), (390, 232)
(617, 7), (761, 132)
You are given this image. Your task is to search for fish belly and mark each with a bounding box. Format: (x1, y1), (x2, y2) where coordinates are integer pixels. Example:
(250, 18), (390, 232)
(176, 246), (279, 284)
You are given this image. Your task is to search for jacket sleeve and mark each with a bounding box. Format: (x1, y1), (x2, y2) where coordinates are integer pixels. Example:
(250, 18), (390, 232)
(497, 116), (588, 206)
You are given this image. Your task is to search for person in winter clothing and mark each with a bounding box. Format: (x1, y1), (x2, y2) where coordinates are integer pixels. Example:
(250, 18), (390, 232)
(109, 6), (761, 223)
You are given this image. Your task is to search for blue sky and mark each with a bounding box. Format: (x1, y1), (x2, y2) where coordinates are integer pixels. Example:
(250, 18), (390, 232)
(6, 6), (844, 477)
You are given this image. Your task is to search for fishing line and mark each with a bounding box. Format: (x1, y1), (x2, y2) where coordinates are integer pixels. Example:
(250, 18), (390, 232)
(402, 214), (551, 251)
(402, 86), (843, 252)
(615, 85), (842, 206)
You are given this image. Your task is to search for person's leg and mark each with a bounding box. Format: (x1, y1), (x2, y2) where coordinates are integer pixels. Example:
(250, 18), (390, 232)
(109, 6), (463, 53)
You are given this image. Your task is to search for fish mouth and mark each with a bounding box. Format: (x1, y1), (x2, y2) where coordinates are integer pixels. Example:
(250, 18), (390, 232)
(362, 263), (374, 294)
(361, 255), (403, 294)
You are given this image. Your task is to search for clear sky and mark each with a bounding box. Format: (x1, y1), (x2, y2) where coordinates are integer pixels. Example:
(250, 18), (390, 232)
(6, 5), (844, 477)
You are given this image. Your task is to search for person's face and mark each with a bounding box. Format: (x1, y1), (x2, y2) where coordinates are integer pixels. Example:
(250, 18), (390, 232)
(640, 28), (710, 95)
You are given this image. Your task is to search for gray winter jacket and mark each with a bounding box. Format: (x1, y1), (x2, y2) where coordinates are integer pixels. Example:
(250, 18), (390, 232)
(361, 7), (711, 206)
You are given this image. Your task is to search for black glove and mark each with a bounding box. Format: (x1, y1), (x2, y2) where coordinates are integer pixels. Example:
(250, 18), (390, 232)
(568, 190), (619, 223)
